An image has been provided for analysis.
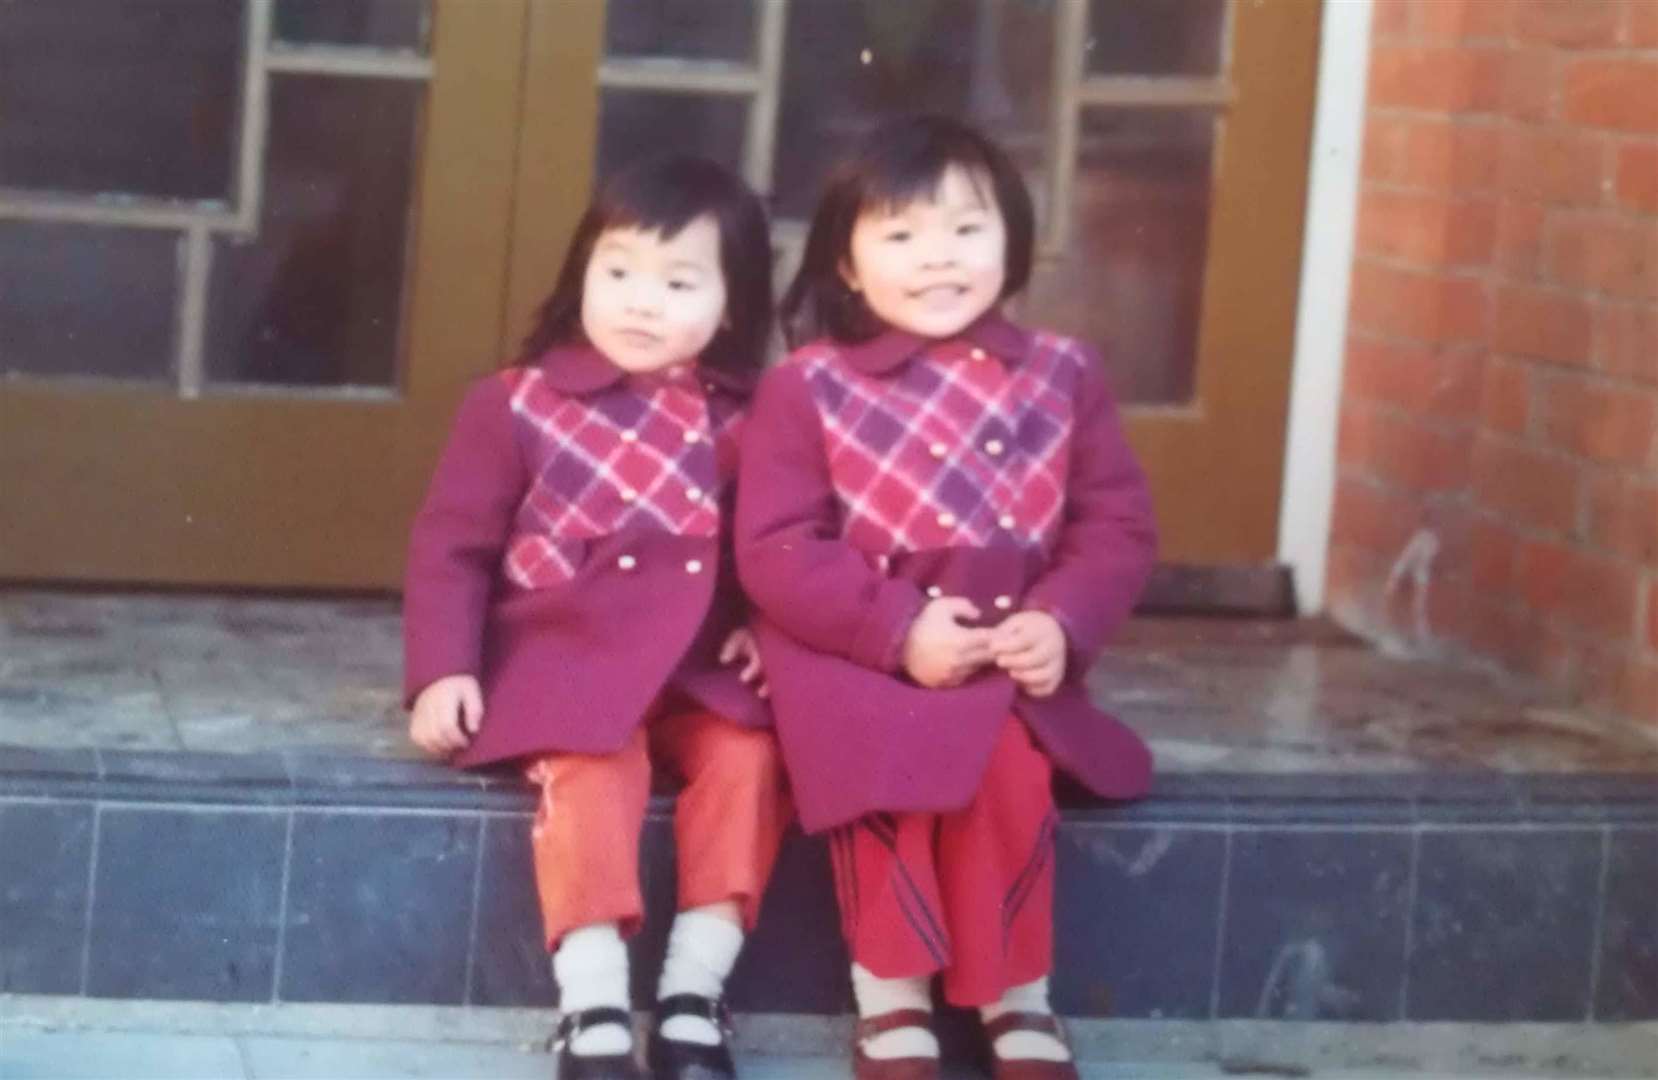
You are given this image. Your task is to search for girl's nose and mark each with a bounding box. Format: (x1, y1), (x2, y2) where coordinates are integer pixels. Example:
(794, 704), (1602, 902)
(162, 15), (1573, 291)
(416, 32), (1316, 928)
(625, 284), (662, 316)
(919, 237), (957, 269)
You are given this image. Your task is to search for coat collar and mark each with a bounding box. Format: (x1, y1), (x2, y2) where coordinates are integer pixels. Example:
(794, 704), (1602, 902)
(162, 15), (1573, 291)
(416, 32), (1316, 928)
(532, 342), (755, 397)
(835, 310), (1035, 376)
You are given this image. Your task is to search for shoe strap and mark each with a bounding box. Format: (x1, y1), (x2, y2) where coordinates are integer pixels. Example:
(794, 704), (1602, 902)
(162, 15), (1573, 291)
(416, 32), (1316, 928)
(983, 1011), (1065, 1044)
(656, 993), (733, 1036)
(554, 1005), (633, 1047)
(856, 1007), (935, 1042)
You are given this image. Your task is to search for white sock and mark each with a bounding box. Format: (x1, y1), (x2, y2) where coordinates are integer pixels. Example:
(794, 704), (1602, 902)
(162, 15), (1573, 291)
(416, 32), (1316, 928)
(980, 976), (1068, 1062)
(656, 908), (744, 1046)
(553, 923), (632, 1056)
(850, 962), (938, 1060)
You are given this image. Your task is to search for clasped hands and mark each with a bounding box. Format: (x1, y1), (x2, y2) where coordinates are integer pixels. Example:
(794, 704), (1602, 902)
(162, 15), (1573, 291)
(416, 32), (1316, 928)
(900, 596), (1066, 697)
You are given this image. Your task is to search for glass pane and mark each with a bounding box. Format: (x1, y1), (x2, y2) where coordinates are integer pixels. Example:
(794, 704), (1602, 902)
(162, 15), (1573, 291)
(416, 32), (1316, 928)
(595, 91), (748, 182)
(1023, 109), (1215, 405)
(772, 0), (1055, 218)
(274, 0), (431, 53)
(1086, 0), (1226, 77)
(604, 0), (754, 61)
(0, 0), (242, 199)
(206, 76), (421, 389)
(0, 222), (176, 380)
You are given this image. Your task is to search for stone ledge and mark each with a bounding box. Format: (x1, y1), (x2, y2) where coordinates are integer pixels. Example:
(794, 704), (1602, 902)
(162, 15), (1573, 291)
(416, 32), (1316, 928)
(2, 747), (1655, 1024)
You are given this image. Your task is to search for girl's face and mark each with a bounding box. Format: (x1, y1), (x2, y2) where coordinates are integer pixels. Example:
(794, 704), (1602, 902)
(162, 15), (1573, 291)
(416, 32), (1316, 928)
(581, 215), (727, 374)
(841, 164), (1007, 340)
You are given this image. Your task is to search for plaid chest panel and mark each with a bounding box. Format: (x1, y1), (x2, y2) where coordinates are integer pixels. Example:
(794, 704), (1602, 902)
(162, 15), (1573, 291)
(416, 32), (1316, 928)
(500, 369), (725, 588)
(803, 339), (1078, 557)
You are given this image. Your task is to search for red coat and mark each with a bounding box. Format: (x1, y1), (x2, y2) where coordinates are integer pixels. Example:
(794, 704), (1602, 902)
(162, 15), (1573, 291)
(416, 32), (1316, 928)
(403, 345), (769, 768)
(735, 314), (1155, 832)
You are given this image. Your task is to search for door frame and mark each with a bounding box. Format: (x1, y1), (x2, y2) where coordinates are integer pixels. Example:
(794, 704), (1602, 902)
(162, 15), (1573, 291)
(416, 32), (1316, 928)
(1279, 0), (1373, 613)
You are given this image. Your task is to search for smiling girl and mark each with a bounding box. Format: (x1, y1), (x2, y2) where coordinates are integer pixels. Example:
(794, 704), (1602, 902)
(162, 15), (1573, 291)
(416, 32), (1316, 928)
(736, 116), (1158, 1080)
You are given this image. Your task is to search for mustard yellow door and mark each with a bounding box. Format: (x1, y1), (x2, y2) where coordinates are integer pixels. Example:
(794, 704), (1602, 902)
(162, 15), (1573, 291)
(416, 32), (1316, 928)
(0, 1), (593, 588)
(507, 0), (1320, 566)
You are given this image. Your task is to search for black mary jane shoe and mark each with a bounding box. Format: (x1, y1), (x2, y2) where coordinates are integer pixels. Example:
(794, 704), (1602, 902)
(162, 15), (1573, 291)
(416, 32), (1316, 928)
(647, 993), (737, 1080)
(554, 1006), (645, 1080)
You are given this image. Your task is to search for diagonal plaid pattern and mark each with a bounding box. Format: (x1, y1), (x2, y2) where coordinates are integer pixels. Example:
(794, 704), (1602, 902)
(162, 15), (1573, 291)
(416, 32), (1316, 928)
(801, 333), (1081, 557)
(499, 367), (737, 589)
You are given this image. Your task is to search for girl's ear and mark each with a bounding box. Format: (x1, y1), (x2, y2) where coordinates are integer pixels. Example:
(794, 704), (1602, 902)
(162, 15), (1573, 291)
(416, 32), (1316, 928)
(837, 256), (862, 293)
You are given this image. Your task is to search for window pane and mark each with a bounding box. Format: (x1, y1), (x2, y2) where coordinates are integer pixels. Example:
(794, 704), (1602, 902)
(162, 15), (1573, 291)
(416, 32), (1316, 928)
(1023, 109), (1215, 405)
(1086, 0), (1226, 77)
(0, 222), (176, 381)
(604, 0), (754, 61)
(274, 0), (432, 53)
(772, 0), (1054, 218)
(595, 91), (748, 182)
(0, 0), (242, 199)
(205, 77), (421, 389)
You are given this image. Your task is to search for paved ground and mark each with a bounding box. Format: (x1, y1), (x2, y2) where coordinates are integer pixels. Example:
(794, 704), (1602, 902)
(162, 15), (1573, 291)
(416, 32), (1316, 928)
(0, 1026), (1577, 1080)
(3, 998), (1650, 1079)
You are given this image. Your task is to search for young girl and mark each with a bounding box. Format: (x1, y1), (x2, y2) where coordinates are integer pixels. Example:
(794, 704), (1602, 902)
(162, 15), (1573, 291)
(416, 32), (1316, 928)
(404, 156), (790, 1080)
(736, 116), (1157, 1079)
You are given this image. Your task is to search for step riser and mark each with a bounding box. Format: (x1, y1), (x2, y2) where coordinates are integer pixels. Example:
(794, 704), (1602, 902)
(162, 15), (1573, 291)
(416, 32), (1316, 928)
(2, 751), (1655, 1025)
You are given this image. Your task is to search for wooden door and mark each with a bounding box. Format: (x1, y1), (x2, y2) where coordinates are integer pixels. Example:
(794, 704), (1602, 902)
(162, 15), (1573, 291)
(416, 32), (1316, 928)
(0, 0), (593, 588)
(517, 0), (1321, 566)
(0, 0), (1319, 587)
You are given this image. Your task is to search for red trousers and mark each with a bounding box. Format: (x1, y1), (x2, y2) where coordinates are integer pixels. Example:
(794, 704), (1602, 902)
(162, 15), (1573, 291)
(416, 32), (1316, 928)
(524, 707), (792, 949)
(828, 718), (1058, 1006)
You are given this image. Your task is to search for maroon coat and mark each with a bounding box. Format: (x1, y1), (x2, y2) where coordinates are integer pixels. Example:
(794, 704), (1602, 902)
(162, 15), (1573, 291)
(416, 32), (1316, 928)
(403, 345), (769, 768)
(735, 314), (1156, 832)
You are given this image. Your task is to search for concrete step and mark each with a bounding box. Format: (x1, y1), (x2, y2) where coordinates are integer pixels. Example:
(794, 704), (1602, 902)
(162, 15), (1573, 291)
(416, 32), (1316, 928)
(3, 998), (1655, 1079)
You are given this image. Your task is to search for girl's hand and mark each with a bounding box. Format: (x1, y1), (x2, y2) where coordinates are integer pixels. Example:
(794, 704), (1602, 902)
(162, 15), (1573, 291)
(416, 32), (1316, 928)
(720, 627), (769, 698)
(902, 597), (995, 688)
(409, 674), (484, 756)
(991, 611), (1068, 698)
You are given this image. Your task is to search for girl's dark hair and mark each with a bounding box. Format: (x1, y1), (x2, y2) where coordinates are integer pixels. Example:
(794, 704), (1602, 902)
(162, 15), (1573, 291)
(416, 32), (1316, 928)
(520, 155), (774, 377)
(780, 114), (1035, 348)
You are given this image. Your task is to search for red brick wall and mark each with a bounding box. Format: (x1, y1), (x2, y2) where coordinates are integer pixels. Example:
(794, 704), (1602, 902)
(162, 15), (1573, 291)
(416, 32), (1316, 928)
(1331, 0), (1658, 723)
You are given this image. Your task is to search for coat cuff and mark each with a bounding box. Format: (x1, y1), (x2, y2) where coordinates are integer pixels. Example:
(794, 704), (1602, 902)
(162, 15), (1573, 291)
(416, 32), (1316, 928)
(850, 580), (927, 673)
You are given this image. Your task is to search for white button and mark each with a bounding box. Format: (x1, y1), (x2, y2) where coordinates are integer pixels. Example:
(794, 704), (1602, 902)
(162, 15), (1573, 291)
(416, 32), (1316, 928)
(617, 555), (637, 571)
(985, 439), (1005, 456)
(877, 555), (891, 572)
(936, 512), (956, 529)
(994, 595), (1013, 610)
(685, 559), (703, 574)
(620, 488), (637, 503)
(620, 429), (638, 443)
(683, 430), (702, 444)
(998, 514), (1017, 529)
(970, 347), (988, 361)
(929, 442), (948, 459)
(687, 487), (703, 502)
(926, 586), (943, 599)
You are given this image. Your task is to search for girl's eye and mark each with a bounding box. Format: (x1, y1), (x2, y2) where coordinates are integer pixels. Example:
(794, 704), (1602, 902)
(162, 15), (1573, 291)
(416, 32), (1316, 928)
(883, 230), (911, 244)
(606, 266), (627, 280)
(668, 280), (695, 292)
(957, 223), (983, 236)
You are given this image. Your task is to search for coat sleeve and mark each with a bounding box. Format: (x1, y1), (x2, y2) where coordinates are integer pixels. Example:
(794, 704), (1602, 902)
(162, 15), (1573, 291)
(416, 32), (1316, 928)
(402, 373), (527, 705)
(1023, 349), (1158, 671)
(735, 362), (926, 672)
